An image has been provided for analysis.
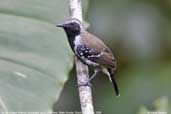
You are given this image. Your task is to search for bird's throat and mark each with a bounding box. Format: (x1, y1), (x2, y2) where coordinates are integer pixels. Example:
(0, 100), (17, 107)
(63, 28), (80, 53)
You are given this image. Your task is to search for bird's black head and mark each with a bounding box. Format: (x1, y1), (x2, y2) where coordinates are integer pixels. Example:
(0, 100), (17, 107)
(56, 18), (83, 37)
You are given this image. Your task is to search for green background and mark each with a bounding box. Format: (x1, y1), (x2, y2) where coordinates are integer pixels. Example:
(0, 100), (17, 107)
(0, 0), (170, 114)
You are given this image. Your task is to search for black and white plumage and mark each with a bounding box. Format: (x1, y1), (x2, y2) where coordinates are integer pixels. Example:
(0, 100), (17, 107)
(56, 18), (119, 96)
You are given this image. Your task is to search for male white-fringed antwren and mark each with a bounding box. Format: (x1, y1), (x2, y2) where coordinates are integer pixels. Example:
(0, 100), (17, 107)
(56, 18), (120, 96)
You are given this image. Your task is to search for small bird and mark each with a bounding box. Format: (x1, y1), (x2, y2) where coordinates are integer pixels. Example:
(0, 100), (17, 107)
(56, 18), (119, 96)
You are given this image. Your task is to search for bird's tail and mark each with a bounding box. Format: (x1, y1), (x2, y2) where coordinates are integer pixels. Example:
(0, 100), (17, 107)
(107, 68), (120, 97)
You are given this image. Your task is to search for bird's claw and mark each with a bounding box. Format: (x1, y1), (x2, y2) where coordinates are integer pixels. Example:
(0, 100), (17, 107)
(78, 81), (92, 87)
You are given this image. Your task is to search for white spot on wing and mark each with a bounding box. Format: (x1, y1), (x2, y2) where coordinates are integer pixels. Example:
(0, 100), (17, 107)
(85, 59), (99, 66)
(89, 52), (104, 58)
(13, 71), (27, 78)
(81, 47), (85, 50)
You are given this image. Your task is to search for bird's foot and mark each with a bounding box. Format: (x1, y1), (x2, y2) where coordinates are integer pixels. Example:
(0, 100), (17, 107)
(78, 81), (92, 87)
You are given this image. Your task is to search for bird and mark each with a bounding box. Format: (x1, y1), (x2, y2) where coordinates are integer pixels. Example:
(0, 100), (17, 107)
(56, 18), (120, 96)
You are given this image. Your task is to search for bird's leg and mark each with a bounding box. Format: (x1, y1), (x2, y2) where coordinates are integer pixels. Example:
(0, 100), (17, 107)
(78, 69), (99, 86)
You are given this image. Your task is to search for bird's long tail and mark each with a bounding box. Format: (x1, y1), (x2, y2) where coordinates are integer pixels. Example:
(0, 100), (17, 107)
(107, 68), (120, 97)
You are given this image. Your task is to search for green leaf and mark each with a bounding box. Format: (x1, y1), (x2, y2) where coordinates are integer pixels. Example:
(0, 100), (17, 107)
(0, 0), (73, 112)
(154, 96), (169, 111)
(137, 107), (148, 114)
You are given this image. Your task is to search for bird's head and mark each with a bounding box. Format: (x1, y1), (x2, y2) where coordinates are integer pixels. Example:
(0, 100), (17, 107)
(56, 18), (84, 36)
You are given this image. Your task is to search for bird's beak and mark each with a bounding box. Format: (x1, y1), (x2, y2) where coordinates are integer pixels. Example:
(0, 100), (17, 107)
(56, 23), (64, 27)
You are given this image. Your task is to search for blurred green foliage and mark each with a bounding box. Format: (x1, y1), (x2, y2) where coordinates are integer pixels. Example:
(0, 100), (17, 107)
(137, 97), (169, 114)
(0, 0), (73, 112)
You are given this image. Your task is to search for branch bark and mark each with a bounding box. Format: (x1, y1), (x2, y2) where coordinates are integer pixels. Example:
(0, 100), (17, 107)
(68, 0), (94, 114)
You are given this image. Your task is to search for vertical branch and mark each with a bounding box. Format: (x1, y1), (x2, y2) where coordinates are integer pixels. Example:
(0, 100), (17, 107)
(68, 0), (95, 114)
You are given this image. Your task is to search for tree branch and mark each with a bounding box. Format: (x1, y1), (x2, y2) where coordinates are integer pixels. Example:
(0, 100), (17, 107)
(68, 0), (94, 114)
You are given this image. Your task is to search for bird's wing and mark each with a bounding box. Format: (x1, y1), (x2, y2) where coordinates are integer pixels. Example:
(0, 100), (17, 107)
(79, 31), (116, 69)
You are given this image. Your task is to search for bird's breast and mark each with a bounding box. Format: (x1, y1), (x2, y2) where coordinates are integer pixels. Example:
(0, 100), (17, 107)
(74, 35), (81, 45)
